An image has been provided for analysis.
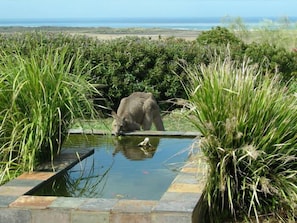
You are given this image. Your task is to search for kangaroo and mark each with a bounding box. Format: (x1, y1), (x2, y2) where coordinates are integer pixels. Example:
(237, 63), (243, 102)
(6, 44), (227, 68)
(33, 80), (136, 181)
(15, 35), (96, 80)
(112, 92), (165, 135)
(112, 137), (160, 160)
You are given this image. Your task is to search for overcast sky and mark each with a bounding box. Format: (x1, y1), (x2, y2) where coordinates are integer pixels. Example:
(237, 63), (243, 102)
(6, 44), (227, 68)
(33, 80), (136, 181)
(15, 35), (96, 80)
(0, 0), (296, 19)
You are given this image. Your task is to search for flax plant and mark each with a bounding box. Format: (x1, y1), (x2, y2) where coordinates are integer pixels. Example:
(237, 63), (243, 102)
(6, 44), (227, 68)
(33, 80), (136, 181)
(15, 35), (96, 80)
(186, 58), (297, 222)
(0, 44), (99, 184)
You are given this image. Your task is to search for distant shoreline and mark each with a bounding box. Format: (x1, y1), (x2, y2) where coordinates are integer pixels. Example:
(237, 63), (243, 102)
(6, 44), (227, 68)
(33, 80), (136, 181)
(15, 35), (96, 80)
(1, 16), (296, 41)
(0, 26), (203, 40)
(1, 16), (296, 29)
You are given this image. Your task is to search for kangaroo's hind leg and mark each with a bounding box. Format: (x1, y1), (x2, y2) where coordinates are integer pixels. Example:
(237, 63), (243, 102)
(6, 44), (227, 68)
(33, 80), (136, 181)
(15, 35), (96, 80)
(152, 109), (165, 131)
(142, 99), (155, 130)
(142, 98), (165, 131)
(142, 111), (153, 130)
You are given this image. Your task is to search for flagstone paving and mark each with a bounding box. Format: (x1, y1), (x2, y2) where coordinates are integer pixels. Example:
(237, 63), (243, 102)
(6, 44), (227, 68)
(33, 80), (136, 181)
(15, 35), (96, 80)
(0, 131), (206, 223)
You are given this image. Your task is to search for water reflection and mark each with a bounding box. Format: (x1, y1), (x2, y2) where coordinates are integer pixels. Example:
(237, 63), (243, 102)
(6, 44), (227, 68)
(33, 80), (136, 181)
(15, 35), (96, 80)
(64, 157), (114, 197)
(112, 137), (160, 160)
(31, 135), (194, 200)
(34, 154), (114, 198)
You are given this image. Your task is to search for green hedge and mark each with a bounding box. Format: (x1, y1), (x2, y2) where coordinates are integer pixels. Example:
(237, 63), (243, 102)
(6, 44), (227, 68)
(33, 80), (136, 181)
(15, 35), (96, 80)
(87, 37), (205, 110)
(0, 27), (296, 112)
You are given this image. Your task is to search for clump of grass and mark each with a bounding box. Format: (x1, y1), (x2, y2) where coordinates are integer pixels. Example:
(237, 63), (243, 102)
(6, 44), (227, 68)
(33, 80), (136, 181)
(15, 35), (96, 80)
(225, 16), (297, 49)
(0, 44), (99, 184)
(186, 58), (297, 222)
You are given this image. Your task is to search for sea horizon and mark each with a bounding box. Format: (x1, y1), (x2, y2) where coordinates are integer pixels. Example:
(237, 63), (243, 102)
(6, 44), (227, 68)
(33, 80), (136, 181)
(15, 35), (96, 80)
(0, 16), (296, 30)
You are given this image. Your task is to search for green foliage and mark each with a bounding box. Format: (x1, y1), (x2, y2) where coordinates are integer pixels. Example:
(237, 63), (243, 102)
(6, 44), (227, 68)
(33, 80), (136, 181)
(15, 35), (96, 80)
(0, 44), (99, 184)
(0, 25), (296, 222)
(186, 58), (297, 222)
(196, 26), (243, 46)
(0, 30), (296, 113)
(245, 42), (297, 82)
(196, 26), (247, 63)
(226, 16), (297, 50)
(87, 36), (202, 109)
(255, 18), (297, 49)
(222, 16), (250, 41)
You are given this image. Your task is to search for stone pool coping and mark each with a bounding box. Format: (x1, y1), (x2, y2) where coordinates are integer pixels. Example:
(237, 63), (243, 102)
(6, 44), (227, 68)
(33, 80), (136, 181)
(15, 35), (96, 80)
(68, 129), (202, 137)
(0, 130), (206, 223)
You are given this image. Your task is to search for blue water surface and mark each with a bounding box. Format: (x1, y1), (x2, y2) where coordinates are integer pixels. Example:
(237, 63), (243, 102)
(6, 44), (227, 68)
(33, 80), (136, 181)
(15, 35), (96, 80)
(1, 16), (296, 30)
(32, 135), (196, 200)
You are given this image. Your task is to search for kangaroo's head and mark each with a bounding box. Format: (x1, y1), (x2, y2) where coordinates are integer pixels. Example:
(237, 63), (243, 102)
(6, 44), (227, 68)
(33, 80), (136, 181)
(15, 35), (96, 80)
(111, 111), (127, 136)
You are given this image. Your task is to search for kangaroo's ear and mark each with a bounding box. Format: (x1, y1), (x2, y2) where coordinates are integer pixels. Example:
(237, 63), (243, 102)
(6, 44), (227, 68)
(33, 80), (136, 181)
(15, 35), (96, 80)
(111, 111), (118, 119)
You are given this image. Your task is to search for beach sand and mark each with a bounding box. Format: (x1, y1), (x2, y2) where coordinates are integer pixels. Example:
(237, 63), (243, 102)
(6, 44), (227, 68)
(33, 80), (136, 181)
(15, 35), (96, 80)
(0, 26), (202, 41)
(67, 29), (202, 41)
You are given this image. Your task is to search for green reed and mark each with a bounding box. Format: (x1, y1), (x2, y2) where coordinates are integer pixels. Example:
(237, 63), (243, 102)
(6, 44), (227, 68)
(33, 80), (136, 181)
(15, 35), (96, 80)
(0, 44), (99, 184)
(186, 58), (297, 222)
(225, 16), (297, 49)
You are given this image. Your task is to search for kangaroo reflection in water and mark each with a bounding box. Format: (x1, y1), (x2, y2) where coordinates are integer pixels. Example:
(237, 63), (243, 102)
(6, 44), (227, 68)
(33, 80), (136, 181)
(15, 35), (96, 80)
(112, 137), (160, 160)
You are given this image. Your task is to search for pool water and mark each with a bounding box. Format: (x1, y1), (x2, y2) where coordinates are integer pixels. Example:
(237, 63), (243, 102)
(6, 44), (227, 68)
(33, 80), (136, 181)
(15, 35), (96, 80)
(31, 134), (195, 200)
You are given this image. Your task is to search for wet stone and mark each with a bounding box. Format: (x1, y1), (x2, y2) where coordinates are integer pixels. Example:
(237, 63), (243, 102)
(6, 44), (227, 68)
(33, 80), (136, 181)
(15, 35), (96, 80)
(4, 179), (43, 188)
(112, 200), (157, 213)
(79, 198), (118, 211)
(9, 195), (57, 209)
(153, 199), (197, 213)
(49, 197), (89, 209)
(168, 183), (203, 193)
(0, 209), (31, 223)
(37, 149), (94, 172)
(0, 186), (32, 196)
(181, 167), (197, 173)
(31, 209), (70, 223)
(160, 192), (201, 202)
(0, 195), (19, 207)
(111, 212), (151, 223)
(151, 212), (191, 223)
(17, 172), (56, 181)
(72, 211), (110, 223)
(173, 173), (198, 184)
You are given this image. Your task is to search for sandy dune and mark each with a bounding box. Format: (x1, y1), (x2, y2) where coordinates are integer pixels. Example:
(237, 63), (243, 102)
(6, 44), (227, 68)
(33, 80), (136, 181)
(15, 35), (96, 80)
(0, 26), (202, 41)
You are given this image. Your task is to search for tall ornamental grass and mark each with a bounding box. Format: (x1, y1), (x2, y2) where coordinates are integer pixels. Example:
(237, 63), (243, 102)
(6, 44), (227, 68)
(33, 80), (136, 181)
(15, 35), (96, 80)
(186, 58), (297, 222)
(0, 45), (99, 184)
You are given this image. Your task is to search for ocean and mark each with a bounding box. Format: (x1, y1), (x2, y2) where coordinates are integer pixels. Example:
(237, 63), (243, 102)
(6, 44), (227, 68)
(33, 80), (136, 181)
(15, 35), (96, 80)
(0, 17), (296, 30)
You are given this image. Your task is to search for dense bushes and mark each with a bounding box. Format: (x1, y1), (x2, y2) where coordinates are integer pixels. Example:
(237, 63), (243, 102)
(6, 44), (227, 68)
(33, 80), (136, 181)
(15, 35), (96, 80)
(0, 44), (99, 184)
(0, 27), (296, 112)
(196, 26), (247, 62)
(245, 42), (297, 82)
(186, 58), (297, 222)
(88, 37), (203, 109)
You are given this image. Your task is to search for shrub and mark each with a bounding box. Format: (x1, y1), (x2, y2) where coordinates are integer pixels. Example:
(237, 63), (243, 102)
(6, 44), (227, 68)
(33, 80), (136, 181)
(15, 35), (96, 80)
(186, 58), (297, 222)
(0, 31), (296, 113)
(195, 26), (247, 67)
(0, 44), (99, 184)
(88, 36), (204, 110)
(196, 26), (243, 46)
(245, 42), (297, 82)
